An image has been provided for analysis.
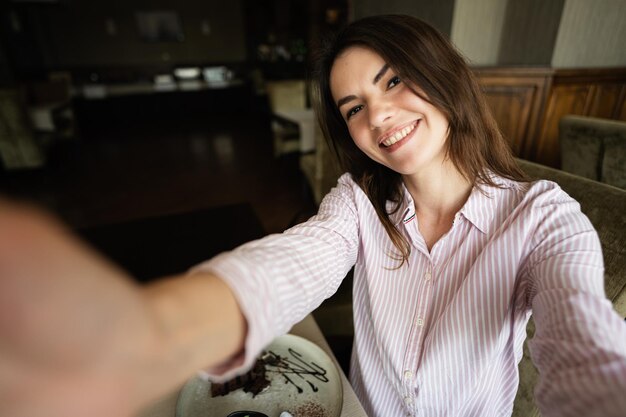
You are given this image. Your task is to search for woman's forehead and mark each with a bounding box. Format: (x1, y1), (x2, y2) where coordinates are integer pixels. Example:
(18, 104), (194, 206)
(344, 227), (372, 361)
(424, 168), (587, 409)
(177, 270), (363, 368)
(332, 46), (385, 74)
(330, 46), (386, 98)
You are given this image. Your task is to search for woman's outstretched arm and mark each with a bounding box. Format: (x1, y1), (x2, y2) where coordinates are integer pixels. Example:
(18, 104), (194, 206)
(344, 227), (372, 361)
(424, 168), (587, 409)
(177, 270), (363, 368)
(523, 190), (626, 417)
(0, 199), (246, 417)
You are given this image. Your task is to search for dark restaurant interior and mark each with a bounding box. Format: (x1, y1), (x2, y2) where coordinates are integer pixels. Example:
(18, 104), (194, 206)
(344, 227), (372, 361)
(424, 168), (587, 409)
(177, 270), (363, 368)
(0, 1), (625, 408)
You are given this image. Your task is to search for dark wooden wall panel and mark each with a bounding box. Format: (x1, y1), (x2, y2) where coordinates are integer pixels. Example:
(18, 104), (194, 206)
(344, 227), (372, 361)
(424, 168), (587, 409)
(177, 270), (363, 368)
(616, 86), (626, 121)
(587, 84), (622, 118)
(481, 85), (534, 155)
(472, 67), (626, 168)
(474, 68), (551, 160)
(535, 84), (590, 167)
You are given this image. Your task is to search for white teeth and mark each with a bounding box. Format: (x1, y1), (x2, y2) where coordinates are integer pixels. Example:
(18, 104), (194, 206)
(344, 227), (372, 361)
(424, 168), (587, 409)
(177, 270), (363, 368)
(382, 124), (415, 147)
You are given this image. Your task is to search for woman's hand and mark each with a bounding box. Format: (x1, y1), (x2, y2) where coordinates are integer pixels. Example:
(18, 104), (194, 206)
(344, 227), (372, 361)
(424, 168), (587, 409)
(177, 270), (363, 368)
(0, 199), (162, 417)
(0, 200), (245, 417)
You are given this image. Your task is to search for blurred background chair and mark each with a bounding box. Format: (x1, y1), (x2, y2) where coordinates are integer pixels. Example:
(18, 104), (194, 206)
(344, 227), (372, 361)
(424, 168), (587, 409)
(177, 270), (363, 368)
(299, 121), (342, 205)
(0, 88), (45, 170)
(25, 71), (76, 143)
(265, 79), (307, 157)
(0, 72), (76, 171)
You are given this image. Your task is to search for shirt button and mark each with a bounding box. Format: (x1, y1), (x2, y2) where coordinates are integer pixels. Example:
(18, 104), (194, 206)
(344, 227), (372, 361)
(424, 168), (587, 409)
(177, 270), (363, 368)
(404, 396), (413, 405)
(416, 317), (424, 326)
(404, 370), (413, 380)
(424, 271), (432, 281)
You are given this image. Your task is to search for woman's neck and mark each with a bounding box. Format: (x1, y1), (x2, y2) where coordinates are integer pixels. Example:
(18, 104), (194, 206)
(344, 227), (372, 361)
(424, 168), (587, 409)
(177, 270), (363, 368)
(402, 160), (473, 251)
(402, 160), (473, 221)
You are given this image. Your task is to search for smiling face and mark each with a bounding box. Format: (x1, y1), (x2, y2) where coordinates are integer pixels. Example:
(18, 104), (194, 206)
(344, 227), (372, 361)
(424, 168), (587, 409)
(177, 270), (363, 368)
(329, 46), (451, 178)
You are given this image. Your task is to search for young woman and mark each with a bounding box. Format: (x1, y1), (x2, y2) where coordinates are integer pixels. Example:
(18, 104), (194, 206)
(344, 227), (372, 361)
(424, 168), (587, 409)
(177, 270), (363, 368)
(0, 15), (624, 417)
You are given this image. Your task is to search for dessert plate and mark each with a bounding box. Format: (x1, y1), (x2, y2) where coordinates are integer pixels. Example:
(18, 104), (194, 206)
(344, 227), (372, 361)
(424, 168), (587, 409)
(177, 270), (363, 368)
(176, 334), (343, 417)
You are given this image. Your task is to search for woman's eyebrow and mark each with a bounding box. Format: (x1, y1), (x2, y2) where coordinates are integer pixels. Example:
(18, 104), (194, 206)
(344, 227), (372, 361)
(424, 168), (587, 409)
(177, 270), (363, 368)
(337, 95), (357, 108)
(336, 64), (391, 108)
(373, 64), (390, 84)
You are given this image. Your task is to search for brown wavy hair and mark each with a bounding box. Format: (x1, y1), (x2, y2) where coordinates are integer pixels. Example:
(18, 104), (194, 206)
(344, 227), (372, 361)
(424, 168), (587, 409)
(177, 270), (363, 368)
(311, 14), (527, 266)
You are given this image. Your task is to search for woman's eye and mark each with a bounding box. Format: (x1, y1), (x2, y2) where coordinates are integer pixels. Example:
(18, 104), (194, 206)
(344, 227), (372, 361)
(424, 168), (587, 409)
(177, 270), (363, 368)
(347, 105), (363, 119)
(387, 75), (401, 89)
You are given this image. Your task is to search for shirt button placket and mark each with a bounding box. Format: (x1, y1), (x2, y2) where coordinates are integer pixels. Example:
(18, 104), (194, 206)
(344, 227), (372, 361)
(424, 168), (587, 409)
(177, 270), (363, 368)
(424, 265), (432, 281)
(404, 395), (414, 416)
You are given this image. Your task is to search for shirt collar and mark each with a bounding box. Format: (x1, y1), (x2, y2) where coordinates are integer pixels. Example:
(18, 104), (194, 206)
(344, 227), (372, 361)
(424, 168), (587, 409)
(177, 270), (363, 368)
(389, 182), (415, 227)
(459, 174), (519, 234)
(458, 185), (497, 234)
(387, 173), (519, 234)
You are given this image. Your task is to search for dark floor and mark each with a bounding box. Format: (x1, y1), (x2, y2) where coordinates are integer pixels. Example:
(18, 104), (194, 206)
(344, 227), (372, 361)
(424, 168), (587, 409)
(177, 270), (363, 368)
(0, 94), (316, 234)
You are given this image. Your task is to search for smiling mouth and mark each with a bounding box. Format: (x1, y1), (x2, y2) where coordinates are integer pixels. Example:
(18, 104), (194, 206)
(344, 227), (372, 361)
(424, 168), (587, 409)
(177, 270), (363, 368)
(380, 120), (419, 148)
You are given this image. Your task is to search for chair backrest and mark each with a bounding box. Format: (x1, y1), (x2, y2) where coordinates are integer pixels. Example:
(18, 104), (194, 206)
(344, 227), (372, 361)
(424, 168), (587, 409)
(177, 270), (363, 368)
(265, 79), (307, 112)
(559, 115), (626, 189)
(0, 88), (45, 169)
(512, 158), (626, 417)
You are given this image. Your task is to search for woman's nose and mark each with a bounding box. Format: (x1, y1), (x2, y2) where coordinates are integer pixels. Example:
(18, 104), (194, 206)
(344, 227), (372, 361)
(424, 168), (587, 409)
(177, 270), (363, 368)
(368, 100), (394, 130)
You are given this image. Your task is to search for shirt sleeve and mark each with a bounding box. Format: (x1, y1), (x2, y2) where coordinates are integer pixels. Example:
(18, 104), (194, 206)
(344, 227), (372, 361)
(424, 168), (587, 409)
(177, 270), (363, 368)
(524, 185), (626, 417)
(191, 173), (360, 382)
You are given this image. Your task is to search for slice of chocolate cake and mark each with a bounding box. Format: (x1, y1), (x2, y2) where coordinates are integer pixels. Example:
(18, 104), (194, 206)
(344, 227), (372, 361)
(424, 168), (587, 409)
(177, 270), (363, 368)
(211, 356), (271, 398)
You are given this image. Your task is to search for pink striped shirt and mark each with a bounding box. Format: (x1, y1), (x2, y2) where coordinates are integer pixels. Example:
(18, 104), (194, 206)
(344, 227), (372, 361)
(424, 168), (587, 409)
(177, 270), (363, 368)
(197, 173), (626, 417)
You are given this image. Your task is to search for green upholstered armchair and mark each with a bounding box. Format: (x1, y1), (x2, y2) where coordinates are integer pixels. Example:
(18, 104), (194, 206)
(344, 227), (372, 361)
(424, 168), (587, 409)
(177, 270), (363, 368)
(560, 115), (626, 189)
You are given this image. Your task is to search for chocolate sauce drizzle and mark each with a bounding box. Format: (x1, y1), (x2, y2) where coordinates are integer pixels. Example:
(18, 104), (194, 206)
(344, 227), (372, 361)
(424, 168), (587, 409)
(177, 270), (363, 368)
(262, 348), (330, 394)
(210, 346), (330, 398)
